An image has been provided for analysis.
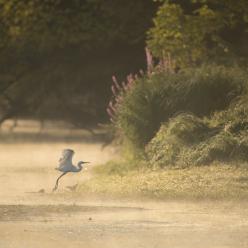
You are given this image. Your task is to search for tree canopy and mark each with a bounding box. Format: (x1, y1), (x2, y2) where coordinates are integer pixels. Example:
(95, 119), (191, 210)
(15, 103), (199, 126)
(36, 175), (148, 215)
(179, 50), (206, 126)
(147, 0), (248, 66)
(0, 0), (157, 124)
(0, 0), (156, 50)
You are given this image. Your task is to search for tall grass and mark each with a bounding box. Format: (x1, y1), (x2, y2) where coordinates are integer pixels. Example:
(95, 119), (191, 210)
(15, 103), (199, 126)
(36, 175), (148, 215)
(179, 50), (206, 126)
(113, 65), (246, 150)
(146, 112), (248, 167)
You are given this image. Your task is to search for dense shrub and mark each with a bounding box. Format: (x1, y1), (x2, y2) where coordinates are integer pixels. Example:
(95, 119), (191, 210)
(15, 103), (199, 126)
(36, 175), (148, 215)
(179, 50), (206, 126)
(115, 73), (182, 148)
(146, 113), (213, 167)
(211, 95), (248, 133)
(115, 65), (246, 149)
(146, 112), (248, 167)
(178, 132), (248, 166)
(147, 1), (248, 66)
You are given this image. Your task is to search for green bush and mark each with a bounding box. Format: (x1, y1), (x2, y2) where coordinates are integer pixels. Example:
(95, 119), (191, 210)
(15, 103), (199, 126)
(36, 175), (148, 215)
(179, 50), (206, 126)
(211, 95), (248, 132)
(116, 65), (246, 150)
(146, 112), (248, 167)
(147, 1), (248, 66)
(178, 132), (239, 166)
(116, 73), (182, 148)
(146, 113), (213, 167)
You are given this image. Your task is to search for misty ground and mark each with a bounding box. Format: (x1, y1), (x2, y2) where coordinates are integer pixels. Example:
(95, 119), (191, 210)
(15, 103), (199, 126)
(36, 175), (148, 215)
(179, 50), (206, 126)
(0, 120), (248, 248)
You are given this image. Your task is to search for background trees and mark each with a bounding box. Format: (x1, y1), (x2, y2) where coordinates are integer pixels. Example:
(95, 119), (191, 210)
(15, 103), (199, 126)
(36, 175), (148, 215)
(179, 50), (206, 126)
(0, 0), (157, 125)
(0, 0), (156, 50)
(147, 0), (248, 66)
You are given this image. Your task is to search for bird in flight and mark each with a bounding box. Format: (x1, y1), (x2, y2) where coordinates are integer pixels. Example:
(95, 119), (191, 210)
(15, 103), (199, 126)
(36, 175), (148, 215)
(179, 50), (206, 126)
(53, 149), (90, 191)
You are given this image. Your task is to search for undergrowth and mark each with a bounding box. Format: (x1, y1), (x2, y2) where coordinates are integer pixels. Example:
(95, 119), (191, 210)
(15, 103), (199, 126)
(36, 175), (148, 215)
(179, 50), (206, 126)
(106, 62), (248, 167)
(113, 65), (246, 150)
(80, 162), (248, 200)
(146, 112), (248, 167)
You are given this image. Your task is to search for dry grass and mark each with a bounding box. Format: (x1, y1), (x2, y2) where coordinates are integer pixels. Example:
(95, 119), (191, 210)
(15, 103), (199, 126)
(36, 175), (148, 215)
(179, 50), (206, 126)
(79, 162), (248, 200)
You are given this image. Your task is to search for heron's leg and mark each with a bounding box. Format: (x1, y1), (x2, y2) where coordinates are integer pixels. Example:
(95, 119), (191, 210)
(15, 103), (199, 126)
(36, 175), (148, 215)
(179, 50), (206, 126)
(53, 172), (68, 191)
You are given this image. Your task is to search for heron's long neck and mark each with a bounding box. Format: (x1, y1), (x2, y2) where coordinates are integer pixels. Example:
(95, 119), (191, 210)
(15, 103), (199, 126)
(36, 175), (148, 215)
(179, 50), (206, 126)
(77, 162), (83, 172)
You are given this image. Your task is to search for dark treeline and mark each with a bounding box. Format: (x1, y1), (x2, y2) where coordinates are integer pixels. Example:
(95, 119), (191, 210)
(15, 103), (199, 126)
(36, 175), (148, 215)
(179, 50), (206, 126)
(0, 0), (158, 127)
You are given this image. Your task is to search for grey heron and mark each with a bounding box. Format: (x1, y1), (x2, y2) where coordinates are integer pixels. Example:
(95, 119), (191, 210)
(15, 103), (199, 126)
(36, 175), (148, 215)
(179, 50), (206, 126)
(53, 149), (90, 191)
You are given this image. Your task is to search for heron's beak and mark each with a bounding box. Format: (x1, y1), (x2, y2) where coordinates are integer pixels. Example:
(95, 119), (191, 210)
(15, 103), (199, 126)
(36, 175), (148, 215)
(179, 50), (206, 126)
(84, 162), (90, 164)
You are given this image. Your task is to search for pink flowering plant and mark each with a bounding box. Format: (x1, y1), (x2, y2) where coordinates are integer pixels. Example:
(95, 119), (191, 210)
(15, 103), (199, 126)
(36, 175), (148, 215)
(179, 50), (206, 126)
(106, 48), (176, 150)
(107, 48), (175, 124)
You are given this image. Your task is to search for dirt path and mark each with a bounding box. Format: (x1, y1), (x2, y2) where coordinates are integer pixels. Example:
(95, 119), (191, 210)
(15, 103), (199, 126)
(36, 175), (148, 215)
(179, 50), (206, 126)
(0, 136), (248, 248)
(1, 200), (248, 248)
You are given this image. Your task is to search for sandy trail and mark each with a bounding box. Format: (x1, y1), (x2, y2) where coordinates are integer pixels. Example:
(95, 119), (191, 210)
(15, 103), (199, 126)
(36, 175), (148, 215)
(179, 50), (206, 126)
(1, 200), (248, 248)
(0, 130), (248, 248)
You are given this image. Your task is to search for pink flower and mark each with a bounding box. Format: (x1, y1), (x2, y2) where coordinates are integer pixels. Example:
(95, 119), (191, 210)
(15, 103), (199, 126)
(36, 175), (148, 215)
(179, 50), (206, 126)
(145, 47), (154, 74)
(112, 75), (121, 91)
(111, 85), (117, 96)
(109, 101), (116, 112)
(107, 107), (114, 118)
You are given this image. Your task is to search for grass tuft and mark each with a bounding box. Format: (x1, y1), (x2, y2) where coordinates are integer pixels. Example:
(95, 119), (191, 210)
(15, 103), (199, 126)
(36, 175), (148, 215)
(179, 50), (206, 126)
(79, 162), (248, 200)
(146, 112), (248, 167)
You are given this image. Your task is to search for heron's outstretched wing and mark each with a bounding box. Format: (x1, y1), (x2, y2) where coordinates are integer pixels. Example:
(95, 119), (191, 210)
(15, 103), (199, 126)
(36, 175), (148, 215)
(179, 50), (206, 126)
(58, 149), (74, 170)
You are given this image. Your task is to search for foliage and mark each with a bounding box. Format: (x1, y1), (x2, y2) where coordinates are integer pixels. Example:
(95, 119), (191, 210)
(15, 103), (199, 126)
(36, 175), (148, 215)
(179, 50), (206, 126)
(115, 72), (176, 148)
(178, 131), (248, 166)
(146, 108), (248, 167)
(146, 73), (248, 167)
(113, 65), (246, 149)
(0, 0), (156, 50)
(211, 95), (248, 132)
(0, 1), (157, 125)
(79, 162), (248, 200)
(107, 49), (175, 125)
(147, 0), (248, 66)
(146, 113), (211, 167)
